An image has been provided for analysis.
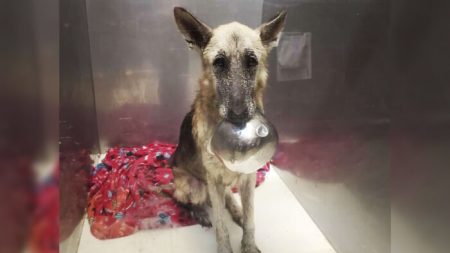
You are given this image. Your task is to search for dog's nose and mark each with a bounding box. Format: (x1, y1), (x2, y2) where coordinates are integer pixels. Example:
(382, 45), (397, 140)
(231, 100), (247, 116)
(228, 107), (249, 125)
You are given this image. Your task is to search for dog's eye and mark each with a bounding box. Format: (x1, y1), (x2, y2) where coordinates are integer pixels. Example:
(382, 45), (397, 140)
(246, 56), (258, 68)
(213, 57), (227, 69)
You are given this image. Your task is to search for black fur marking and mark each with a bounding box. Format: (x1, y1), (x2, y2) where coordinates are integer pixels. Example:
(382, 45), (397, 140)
(171, 110), (206, 181)
(243, 49), (258, 68)
(213, 50), (229, 73)
(172, 110), (196, 167)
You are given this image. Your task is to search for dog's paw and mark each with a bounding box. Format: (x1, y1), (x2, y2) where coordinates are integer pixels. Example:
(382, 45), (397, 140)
(196, 213), (212, 228)
(191, 206), (212, 228)
(241, 243), (261, 253)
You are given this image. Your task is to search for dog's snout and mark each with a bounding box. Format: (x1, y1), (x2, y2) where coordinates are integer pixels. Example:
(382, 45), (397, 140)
(229, 80), (248, 115)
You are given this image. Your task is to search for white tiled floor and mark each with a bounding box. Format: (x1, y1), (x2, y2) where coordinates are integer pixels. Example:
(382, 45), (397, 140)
(77, 168), (336, 253)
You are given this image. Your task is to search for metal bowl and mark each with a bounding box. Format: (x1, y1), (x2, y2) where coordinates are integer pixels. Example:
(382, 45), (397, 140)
(210, 112), (278, 174)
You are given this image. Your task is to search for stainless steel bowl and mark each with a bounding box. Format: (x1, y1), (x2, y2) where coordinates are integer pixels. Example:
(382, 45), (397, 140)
(210, 112), (278, 174)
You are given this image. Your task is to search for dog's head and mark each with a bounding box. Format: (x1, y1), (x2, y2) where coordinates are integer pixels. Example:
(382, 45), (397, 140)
(174, 7), (286, 124)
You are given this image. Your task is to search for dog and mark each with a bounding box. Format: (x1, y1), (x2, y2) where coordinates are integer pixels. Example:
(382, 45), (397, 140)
(171, 7), (286, 253)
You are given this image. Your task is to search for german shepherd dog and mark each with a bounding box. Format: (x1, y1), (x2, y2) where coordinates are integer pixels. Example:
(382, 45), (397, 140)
(171, 7), (286, 253)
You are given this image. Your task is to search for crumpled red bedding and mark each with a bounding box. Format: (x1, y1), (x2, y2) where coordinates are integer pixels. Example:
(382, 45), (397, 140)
(88, 142), (270, 239)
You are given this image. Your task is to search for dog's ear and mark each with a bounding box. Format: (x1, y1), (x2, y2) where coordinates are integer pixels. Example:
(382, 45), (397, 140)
(174, 7), (212, 50)
(257, 10), (287, 49)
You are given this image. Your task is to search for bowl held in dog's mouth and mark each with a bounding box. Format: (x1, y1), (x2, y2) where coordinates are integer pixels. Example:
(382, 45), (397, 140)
(210, 112), (278, 174)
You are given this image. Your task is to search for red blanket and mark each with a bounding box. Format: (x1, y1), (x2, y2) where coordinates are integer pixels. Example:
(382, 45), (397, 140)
(88, 142), (270, 239)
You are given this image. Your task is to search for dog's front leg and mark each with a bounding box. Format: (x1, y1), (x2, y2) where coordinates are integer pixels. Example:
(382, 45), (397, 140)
(206, 173), (233, 253)
(240, 173), (261, 253)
